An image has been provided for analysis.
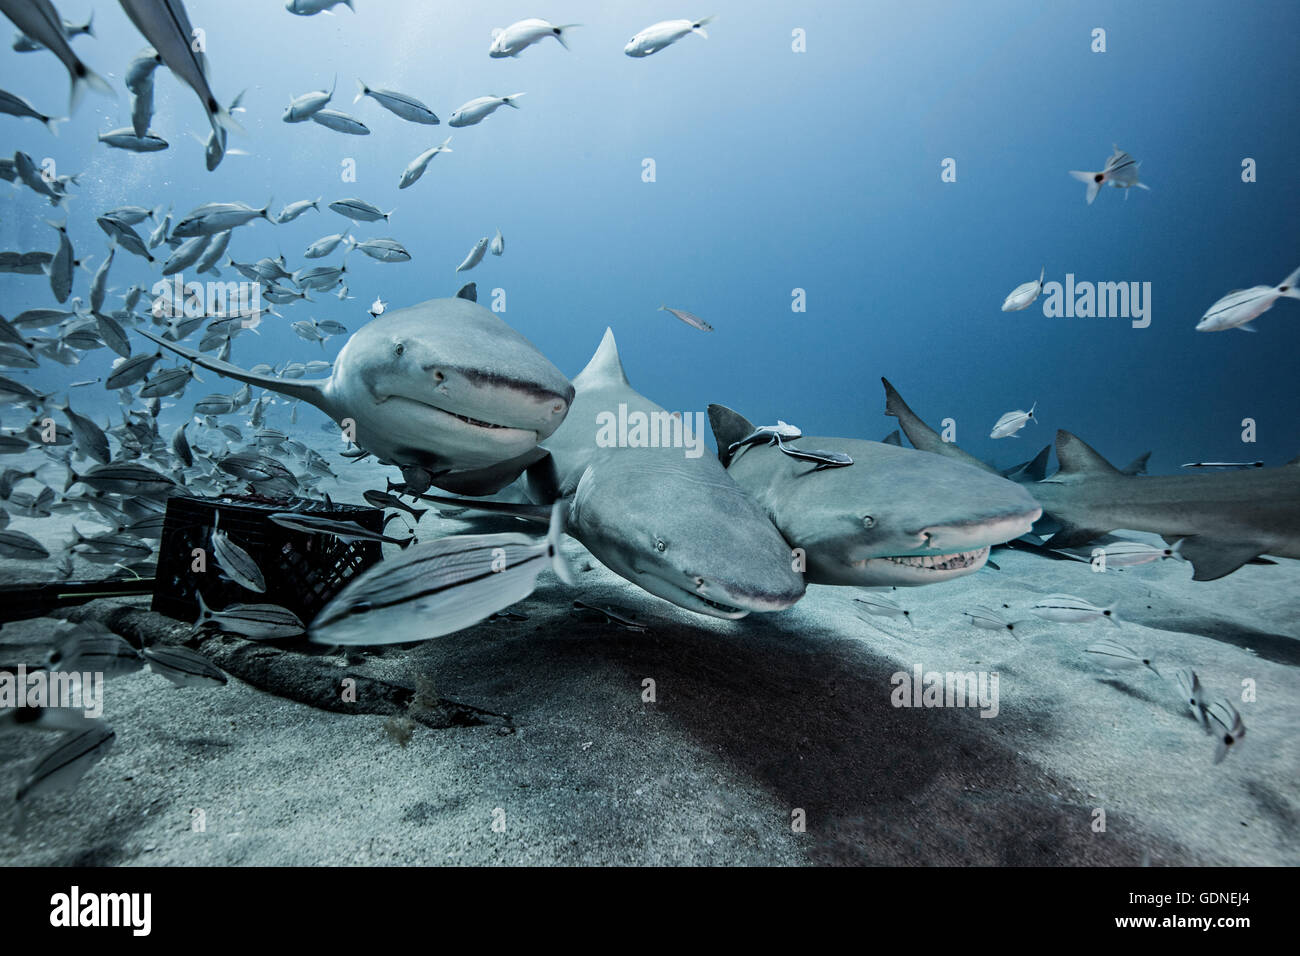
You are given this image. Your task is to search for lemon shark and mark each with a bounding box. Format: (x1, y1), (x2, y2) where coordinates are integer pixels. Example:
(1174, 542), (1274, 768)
(708, 405), (1042, 586)
(418, 329), (807, 618)
(137, 297), (573, 494)
(1029, 431), (1300, 581)
(880, 378), (1300, 581)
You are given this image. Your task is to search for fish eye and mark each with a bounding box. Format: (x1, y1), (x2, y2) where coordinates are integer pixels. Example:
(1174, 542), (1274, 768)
(862, 515), (875, 529)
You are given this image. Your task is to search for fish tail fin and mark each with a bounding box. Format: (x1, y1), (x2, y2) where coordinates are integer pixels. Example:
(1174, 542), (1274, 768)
(555, 24), (581, 49)
(214, 101), (245, 137)
(547, 502), (574, 585)
(1039, 265), (1045, 284)
(411, 506), (428, 520)
(693, 15), (717, 36)
(1029, 400), (1037, 420)
(70, 62), (114, 114)
(502, 92), (527, 108)
(1277, 264), (1300, 298)
(45, 115), (66, 137)
(83, 11), (96, 38)
(1069, 170), (1100, 204)
(262, 196), (274, 220)
(353, 79), (368, 104)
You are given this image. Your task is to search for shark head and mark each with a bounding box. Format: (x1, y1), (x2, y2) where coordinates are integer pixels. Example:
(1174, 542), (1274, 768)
(568, 459), (806, 618)
(551, 330), (806, 619)
(710, 405), (1042, 587)
(337, 298), (573, 471)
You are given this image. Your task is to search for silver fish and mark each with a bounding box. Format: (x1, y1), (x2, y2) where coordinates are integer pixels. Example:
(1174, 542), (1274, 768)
(852, 591), (913, 623)
(0, 528), (49, 559)
(266, 511), (414, 548)
(456, 237), (489, 272)
(963, 604), (1019, 635)
(489, 228), (504, 256)
(354, 79), (438, 124)
(1029, 594), (1117, 625)
(329, 197), (390, 223)
(210, 513), (266, 593)
(97, 127), (168, 151)
(398, 136), (452, 189)
(352, 238), (409, 262)
(276, 197), (321, 223)
(309, 504), (572, 645)
(1084, 639), (1158, 674)
(283, 77), (335, 122)
(311, 108), (369, 135)
(195, 592), (305, 640)
(1204, 698), (1246, 764)
(659, 305), (713, 332)
(142, 644), (227, 687)
(48, 629), (145, 677)
(15, 724), (115, 805)
(304, 231), (350, 258)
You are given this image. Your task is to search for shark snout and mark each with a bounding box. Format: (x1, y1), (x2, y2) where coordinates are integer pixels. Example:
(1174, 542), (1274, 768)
(914, 507), (1042, 552)
(424, 365), (573, 436)
(688, 568), (805, 614)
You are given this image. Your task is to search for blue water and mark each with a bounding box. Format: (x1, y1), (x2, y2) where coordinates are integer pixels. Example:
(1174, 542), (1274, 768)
(2, 0), (1298, 476)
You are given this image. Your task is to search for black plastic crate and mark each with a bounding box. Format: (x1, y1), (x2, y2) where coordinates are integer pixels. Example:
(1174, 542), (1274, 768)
(153, 494), (385, 626)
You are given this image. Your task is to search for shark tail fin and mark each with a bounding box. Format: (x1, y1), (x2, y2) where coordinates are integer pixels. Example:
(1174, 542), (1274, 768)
(881, 376), (910, 421)
(1278, 264), (1300, 298)
(1054, 430), (1124, 478)
(707, 404), (755, 467)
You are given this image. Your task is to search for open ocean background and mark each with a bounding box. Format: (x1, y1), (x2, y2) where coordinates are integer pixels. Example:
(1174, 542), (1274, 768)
(2, 0), (1298, 483)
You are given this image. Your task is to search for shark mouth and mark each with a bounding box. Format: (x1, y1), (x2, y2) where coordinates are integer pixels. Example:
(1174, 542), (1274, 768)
(855, 546), (990, 573)
(384, 395), (536, 437)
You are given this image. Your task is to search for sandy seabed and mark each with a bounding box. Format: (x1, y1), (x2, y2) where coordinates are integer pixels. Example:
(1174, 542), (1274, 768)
(0, 444), (1296, 867)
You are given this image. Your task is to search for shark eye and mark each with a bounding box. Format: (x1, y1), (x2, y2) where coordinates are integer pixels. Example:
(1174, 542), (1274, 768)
(394, 343), (405, 357)
(655, 538), (667, 552)
(862, 516), (875, 529)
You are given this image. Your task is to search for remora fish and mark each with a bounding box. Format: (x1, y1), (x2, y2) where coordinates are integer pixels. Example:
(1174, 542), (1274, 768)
(309, 504), (573, 645)
(136, 297), (574, 495)
(709, 403), (1040, 586)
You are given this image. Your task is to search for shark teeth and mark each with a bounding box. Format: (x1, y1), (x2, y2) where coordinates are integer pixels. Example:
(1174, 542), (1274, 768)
(450, 410), (506, 429)
(879, 546), (989, 572)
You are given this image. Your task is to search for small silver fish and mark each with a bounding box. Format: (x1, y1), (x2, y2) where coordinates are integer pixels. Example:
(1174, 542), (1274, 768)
(456, 237), (489, 272)
(309, 504), (572, 645)
(210, 513), (267, 593)
(1204, 698), (1246, 764)
(659, 304), (713, 332)
(311, 108), (369, 135)
(143, 645), (228, 688)
(853, 591), (912, 623)
(963, 604), (1019, 635)
(1030, 594), (1117, 625)
(990, 402), (1037, 439)
(1168, 667), (1207, 728)
(194, 591), (305, 640)
(16, 724), (115, 805)
(1084, 638), (1158, 674)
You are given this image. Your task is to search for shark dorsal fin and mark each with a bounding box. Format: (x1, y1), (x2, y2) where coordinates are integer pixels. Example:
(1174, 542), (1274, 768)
(1121, 451), (1152, 476)
(881, 429), (902, 446)
(1055, 430), (1123, 477)
(573, 327), (629, 390)
(707, 404), (756, 467)
(1286, 453), (1300, 467)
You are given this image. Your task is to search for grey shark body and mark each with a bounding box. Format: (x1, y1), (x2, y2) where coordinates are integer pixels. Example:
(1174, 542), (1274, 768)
(425, 329), (808, 618)
(709, 404), (1042, 586)
(880, 377), (1300, 581)
(137, 297), (572, 494)
(1032, 431), (1300, 581)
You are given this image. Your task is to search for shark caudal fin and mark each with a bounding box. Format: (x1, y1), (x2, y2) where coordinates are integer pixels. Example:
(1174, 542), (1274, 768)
(707, 404), (756, 467)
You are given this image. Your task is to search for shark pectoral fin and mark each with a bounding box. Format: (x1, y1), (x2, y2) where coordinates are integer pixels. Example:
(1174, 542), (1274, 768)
(1044, 523), (1112, 549)
(136, 328), (331, 408)
(410, 492), (554, 524)
(881, 429), (902, 446)
(707, 403), (756, 467)
(1175, 537), (1267, 581)
(524, 451), (561, 504)
(431, 447), (550, 497)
